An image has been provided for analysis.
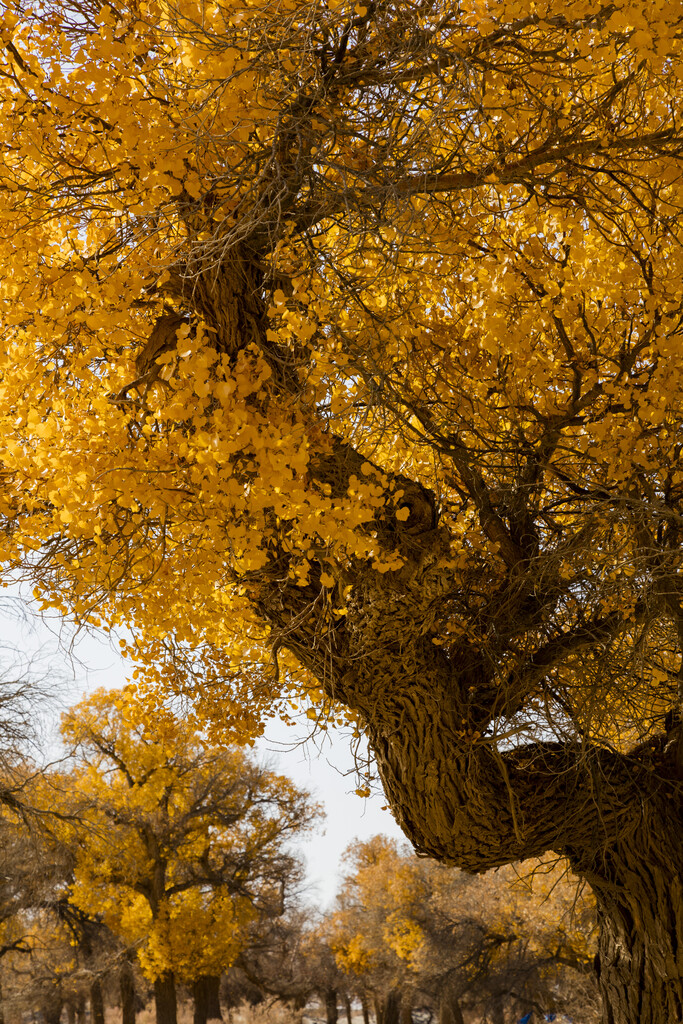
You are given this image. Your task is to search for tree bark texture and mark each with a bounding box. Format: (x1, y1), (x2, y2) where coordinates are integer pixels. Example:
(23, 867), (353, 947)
(193, 975), (223, 1024)
(570, 806), (683, 1024)
(178, 233), (683, 1024)
(120, 958), (137, 1024)
(154, 974), (178, 1024)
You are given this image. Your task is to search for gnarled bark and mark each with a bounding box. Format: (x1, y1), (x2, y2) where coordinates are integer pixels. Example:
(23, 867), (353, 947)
(176, 203), (683, 1024)
(571, 801), (683, 1024)
(259, 531), (683, 1024)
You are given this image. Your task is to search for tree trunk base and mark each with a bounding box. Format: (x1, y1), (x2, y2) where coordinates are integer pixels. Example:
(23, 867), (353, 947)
(571, 798), (683, 1024)
(193, 976), (223, 1024)
(154, 973), (178, 1024)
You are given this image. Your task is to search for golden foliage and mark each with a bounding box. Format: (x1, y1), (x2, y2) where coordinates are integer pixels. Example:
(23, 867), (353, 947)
(52, 688), (319, 984)
(0, 1), (682, 765)
(328, 835), (596, 1013)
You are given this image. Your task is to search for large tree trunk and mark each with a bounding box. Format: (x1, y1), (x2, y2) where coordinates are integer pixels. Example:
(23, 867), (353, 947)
(193, 975), (223, 1024)
(353, 637), (683, 1024)
(187, 228), (683, 1024)
(154, 974), (178, 1024)
(570, 807), (683, 1024)
(257, 501), (683, 1024)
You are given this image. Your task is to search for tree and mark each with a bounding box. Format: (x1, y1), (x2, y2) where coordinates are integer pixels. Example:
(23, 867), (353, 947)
(297, 924), (354, 1024)
(419, 854), (600, 1023)
(329, 837), (598, 1024)
(0, 818), (124, 1024)
(225, 909), (344, 1019)
(0, 772), (147, 1024)
(330, 837), (426, 1024)
(0, 906), (120, 1024)
(2, 1), (683, 1019)
(58, 689), (319, 1024)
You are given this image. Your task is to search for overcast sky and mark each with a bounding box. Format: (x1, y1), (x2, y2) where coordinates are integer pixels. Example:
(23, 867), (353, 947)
(0, 587), (404, 906)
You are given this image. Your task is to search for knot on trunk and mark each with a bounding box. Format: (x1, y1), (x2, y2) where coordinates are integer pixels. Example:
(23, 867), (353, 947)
(394, 479), (438, 534)
(136, 311), (189, 376)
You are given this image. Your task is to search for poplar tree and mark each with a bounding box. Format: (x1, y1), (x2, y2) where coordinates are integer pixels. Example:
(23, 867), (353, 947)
(1, 2), (683, 1019)
(60, 690), (317, 1024)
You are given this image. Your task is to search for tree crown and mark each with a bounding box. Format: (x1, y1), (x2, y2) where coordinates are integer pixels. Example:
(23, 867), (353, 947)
(2, 0), (683, 874)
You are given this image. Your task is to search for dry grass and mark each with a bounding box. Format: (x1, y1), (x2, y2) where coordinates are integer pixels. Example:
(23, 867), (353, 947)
(104, 1002), (194, 1024)
(233, 1001), (304, 1024)
(104, 999), (305, 1024)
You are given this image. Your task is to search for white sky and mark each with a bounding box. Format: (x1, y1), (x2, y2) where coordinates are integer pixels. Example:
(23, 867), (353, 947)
(0, 587), (404, 907)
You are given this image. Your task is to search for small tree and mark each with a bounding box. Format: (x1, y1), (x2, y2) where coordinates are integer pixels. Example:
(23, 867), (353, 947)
(330, 838), (427, 1024)
(59, 689), (320, 1024)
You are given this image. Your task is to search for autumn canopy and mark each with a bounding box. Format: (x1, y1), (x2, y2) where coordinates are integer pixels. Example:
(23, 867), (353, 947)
(1, 0), (683, 1020)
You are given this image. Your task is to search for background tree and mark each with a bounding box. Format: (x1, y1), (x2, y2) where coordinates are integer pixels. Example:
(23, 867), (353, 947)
(0, 902), (123, 1024)
(329, 836), (599, 1024)
(420, 856), (600, 1023)
(0, 768), (142, 1024)
(3, 1), (683, 1020)
(223, 910), (341, 1020)
(330, 837), (427, 1024)
(58, 689), (320, 1024)
(0, 911), (77, 1024)
(298, 924), (355, 1024)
